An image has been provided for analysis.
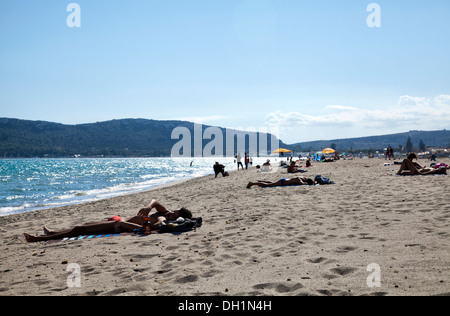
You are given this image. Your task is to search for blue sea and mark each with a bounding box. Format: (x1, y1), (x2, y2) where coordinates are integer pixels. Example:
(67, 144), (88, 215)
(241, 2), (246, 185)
(0, 157), (270, 216)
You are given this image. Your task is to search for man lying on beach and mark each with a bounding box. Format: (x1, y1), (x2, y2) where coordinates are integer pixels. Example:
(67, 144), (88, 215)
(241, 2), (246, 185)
(397, 153), (448, 176)
(287, 161), (306, 174)
(247, 177), (314, 189)
(24, 200), (193, 243)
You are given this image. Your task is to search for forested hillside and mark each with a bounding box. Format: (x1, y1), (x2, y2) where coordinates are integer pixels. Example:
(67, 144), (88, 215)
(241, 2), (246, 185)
(1, 118), (449, 157)
(0, 118), (280, 158)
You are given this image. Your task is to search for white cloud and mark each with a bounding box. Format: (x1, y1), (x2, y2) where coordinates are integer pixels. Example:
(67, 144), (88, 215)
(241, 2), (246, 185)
(325, 105), (359, 111)
(398, 95), (429, 108)
(434, 94), (450, 108)
(173, 115), (233, 124)
(265, 110), (360, 127)
(265, 95), (450, 133)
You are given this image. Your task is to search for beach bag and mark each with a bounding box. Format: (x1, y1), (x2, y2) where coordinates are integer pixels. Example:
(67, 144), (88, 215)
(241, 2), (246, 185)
(315, 175), (334, 185)
(133, 217), (202, 235)
(159, 217), (203, 233)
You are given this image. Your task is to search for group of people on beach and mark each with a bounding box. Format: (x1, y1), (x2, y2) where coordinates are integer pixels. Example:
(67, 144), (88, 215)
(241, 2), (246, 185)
(214, 157), (274, 177)
(385, 146), (395, 160)
(213, 153), (253, 177)
(235, 153), (252, 170)
(24, 152), (448, 243)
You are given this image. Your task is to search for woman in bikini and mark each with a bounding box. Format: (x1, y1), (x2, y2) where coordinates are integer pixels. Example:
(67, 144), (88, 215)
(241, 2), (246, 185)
(247, 177), (314, 189)
(24, 200), (192, 243)
(397, 153), (447, 176)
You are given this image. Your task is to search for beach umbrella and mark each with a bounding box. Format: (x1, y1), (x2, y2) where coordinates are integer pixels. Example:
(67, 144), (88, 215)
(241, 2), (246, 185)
(323, 148), (336, 154)
(272, 148), (292, 154)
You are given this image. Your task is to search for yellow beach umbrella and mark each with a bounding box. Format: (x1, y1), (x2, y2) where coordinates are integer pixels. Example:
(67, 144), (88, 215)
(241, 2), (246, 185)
(323, 148), (336, 154)
(272, 148), (292, 154)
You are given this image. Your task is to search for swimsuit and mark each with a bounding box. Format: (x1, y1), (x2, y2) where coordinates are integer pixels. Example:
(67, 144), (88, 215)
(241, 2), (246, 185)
(280, 178), (289, 186)
(108, 216), (122, 223)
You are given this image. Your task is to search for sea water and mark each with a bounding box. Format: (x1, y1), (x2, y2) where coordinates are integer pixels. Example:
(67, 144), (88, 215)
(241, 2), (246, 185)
(0, 157), (271, 216)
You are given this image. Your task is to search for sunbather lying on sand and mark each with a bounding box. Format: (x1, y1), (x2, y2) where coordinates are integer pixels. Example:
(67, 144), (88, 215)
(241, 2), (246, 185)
(247, 177), (314, 188)
(24, 200), (193, 243)
(397, 153), (447, 176)
(287, 162), (306, 174)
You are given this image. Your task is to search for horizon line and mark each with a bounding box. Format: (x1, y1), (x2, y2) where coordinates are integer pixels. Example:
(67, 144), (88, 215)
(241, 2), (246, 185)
(1, 116), (449, 146)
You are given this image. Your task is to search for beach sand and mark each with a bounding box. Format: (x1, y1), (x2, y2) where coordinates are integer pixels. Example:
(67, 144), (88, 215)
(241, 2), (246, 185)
(1, 158), (449, 296)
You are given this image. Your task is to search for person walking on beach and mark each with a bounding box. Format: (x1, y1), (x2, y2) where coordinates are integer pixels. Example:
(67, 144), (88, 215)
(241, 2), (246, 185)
(23, 200), (193, 243)
(245, 153), (249, 170)
(236, 153), (244, 170)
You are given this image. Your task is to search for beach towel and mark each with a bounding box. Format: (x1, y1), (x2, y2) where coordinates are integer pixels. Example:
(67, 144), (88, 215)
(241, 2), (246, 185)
(46, 233), (134, 244)
(46, 218), (203, 244)
(262, 183), (319, 188)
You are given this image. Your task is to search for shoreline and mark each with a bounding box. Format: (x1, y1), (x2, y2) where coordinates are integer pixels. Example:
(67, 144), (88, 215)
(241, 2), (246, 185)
(0, 165), (244, 223)
(1, 156), (260, 218)
(0, 171), (211, 218)
(1, 158), (449, 296)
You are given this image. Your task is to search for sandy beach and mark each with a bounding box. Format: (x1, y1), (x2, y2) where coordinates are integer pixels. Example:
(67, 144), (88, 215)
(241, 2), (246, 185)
(1, 157), (449, 296)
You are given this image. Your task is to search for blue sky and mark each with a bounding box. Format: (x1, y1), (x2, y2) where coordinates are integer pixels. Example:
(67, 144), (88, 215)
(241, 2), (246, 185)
(1, 0), (450, 143)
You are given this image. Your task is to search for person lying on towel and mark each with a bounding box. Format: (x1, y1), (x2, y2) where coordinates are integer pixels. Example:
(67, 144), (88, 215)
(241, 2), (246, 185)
(287, 161), (307, 174)
(247, 177), (314, 189)
(24, 200), (193, 243)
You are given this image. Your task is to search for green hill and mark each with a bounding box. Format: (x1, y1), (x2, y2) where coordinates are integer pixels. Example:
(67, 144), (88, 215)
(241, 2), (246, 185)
(286, 130), (450, 153)
(1, 118), (449, 157)
(0, 118), (280, 158)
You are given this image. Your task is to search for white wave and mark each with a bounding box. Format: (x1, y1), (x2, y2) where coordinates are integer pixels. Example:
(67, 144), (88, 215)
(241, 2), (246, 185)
(0, 157), (274, 217)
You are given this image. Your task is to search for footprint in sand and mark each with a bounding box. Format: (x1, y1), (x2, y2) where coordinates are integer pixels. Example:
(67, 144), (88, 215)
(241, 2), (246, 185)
(253, 282), (304, 294)
(307, 257), (327, 264)
(175, 274), (199, 284)
(317, 289), (351, 296)
(330, 266), (357, 276)
(335, 246), (358, 253)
